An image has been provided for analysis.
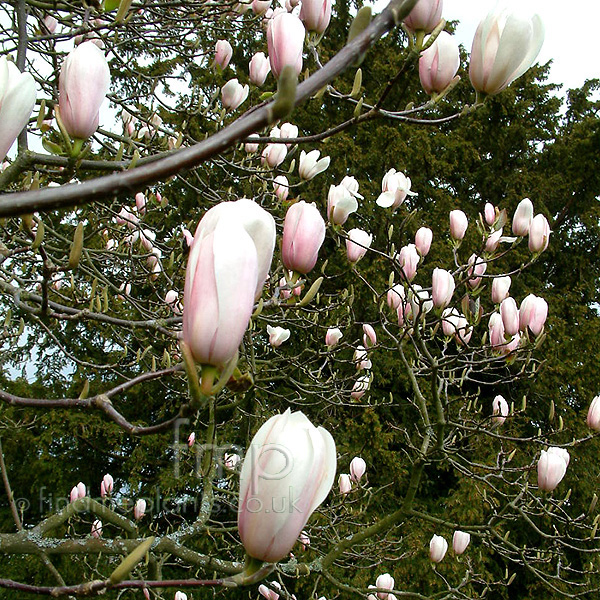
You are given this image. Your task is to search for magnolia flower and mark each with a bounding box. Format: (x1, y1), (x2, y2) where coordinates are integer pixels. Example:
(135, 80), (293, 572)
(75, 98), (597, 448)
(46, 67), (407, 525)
(419, 31), (460, 95)
(214, 40), (233, 70)
(100, 474), (114, 498)
(134, 498), (146, 520)
(91, 519), (102, 538)
(221, 78), (249, 110)
(587, 395), (600, 431)
(346, 229), (372, 263)
(328, 184), (358, 225)
(429, 534), (448, 562)
(452, 530), (470, 555)
(325, 327), (343, 347)
(267, 12), (305, 78)
(350, 456), (366, 482)
(377, 169), (417, 209)
(249, 52), (271, 86)
(338, 473), (352, 494)
(299, 149), (330, 180)
(267, 324), (291, 347)
(492, 395), (509, 425)
(538, 447), (569, 491)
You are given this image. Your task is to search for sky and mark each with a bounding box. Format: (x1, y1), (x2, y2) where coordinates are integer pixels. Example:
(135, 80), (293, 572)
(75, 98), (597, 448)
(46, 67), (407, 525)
(443, 0), (600, 92)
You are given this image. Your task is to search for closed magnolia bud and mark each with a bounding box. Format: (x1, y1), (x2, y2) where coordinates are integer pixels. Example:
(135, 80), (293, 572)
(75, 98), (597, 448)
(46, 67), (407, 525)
(299, 0), (332, 33)
(188, 432), (195, 447)
(491, 275), (511, 304)
(0, 57), (37, 162)
(492, 394), (509, 425)
(221, 78), (249, 110)
(214, 39), (233, 70)
(238, 409), (336, 562)
(419, 31), (459, 95)
(273, 175), (289, 202)
(326, 327), (343, 347)
(375, 573), (394, 599)
(258, 583), (281, 600)
(452, 530), (470, 555)
(351, 375), (370, 399)
(249, 52), (271, 86)
(387, 284), (405, 311)
(346, 228), (372, 263)
(224, 452), (241, 469)
(134, 498), (146, 520)
(282, 201), (326, 274)
(101, 474), (114, 498)
(279, 122), (298, 144)
(328, 184), (358, 225)
(467, 254), (487, 288)
(299, 530), (311, 550)
(512, 198), (534, 236)
(500, 297), (519, 337)
(538, 448), (569, 492)
(404, 0), (443, 33)
(429, 534), (448, 562)
(299, 149), (330, 180)
(409, 285), (433, 320)
(377, 169), (417, 210)
(449, 210), (468, 240)
(397, 244), (419, 281)
(340, 176), (362, 198)
(587, 396), (600, 431)
(267, 12), (305, 78)
(252, 0), (271, 14)
(262, 143), (288, 168)
(469, 8), (544, 96)
(489, 312), (505, 348)
(431, 268), (455, 308)
(519, 294), (548, 336)
(363, 323), (377, 347)
(267, 324), (291, 347)
(43, 15), (58, 33)
(244, 134), (260, 154)
(485, 228), (503, 252)
(484, 202), (496, 225)
(414, 227), (432, 256)
(58, 42), (110, 140)
(350, 456), (366, 482)
(528, 214), (550, 253)
(354, 345), (371, 371)
(91, 519), (102, 538)
(339, 473), (352, 495)
(174, 592), (188, 600)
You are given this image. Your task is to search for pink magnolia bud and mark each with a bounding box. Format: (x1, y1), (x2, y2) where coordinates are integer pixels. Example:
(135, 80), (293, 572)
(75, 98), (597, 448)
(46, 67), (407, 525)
(69, 486), (79, 503)
(419, 31), (459, 95)
(279, 277), (291, 300)
(354, 345), (371, 371)
(491, 275), (511, 304)
(363, 324), (377, 347)
(492, 394), (509, 425)
(252, 0), (271, 14)
(587, 396), (600, 431)
(267, 13), (305, 78)
(91, 519), (102, 538)
(375, 573), (394, 599)
(43, 15), (58, 33)
(467, 254), (487, 289)
(279, 122), (298, 143)
(134, 498), (146, 520)
(351, 375), (370, 399)
(528, 214), (550, 253)
(387, 284), (405, 311)
(429, 534), (448, 562)
(512, 198), (534, 236)
(249, 52), (271, 86)
(77, 482), (86, 498)
(488, 312), (505, 348)
(221, 78), (249, 110)
(500, 297), (519, 336)
(538, 448), (569, 492)
(238, 409), (336, 562)
(101, 474), (114, 498)
(404, 0), (443, 33)
(0, 57), (37, 162)
(328, 184), (358, 225)
(452, 530), (470, 555)
(273, 175), (290, 201)
(397, 244), (420, 281)
(431, 268), (455, 308)
(338, 473), (352, 495)
(183, 199), (275, 366)
(224, 452), (240, 469)
(340, 176), (362, 198)
(326, 327), (343, 347)
(174, 592), (188, 600)
(484, 202), (496, 226)
(214, 40), (233, 70)
(261, 143), (287, 168)
(449, 210), (468, 240)
(414, 227), (432, 257)
(299, 150), (330, 180)
(346, 228), (372, 263)
(244, 133), (260, 154)
(58, 42), (110, 139)
(409, 285), (433, 321)
(182, 227), (194, 247)
(377, 169), (417, 210)
(258, 583), (281, 600)
(299, 530), (311, 550)
(349, 457), (366, 482)
(116, 207), (139, 229)
(469, 8), (544, 96)
(267, 324), (290, 347)
(282, 201), (326, 274)
(299, 0), (332, 33)
(135, 192), (146, 215)
(519, 294), (548, 336)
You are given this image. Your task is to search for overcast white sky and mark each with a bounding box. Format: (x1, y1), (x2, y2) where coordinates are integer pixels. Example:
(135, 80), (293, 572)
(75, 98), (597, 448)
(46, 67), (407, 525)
(443, 0), (599, 92)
